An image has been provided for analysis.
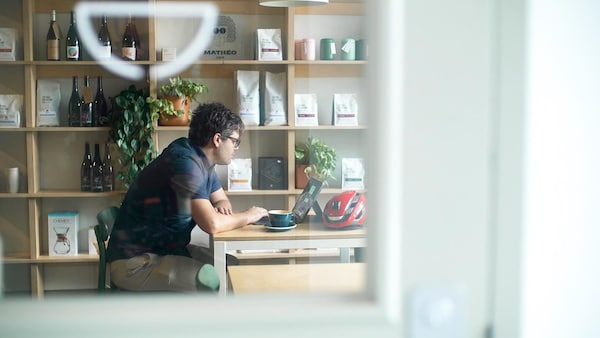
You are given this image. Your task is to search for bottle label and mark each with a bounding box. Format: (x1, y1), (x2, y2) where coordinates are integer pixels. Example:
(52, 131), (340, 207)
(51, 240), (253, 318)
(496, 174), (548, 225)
(122, 47), (136, 61)
(92, 174), (104, 192)
(67, 46), (79, 60)
(97, 46), (111, 59)
(81, 176), (91, 191)
(47, 40), (59, 60)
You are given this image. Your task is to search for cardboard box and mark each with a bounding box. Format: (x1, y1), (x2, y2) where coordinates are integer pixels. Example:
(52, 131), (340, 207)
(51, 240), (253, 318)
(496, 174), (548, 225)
(48, 212), (78, 256)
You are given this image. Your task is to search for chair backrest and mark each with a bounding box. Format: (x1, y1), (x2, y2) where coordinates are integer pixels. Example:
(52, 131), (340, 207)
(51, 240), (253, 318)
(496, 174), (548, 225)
(94, 206), (119, 292)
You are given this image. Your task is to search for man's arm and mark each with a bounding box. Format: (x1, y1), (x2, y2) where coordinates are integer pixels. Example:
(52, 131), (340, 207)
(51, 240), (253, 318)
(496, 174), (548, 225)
(191, 188), (267, 234)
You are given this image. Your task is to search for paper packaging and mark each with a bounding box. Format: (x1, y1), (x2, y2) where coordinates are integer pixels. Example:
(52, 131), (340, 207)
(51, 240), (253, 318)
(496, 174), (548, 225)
(228, 158), (252, 191)
(332, 93), (359, 126)
(263, 71), (287, 126)
(294, 93), (319, 126)
(0, 28), (17, 61)
(36, 80), (61, 127)
(235, 70), (260, 126)
(256, 29), (283, 61)
(0, 94), (23, 128)
(88, 226), (98, 255)
(48, 212), (79, 256)
(342, 158), (365, 190)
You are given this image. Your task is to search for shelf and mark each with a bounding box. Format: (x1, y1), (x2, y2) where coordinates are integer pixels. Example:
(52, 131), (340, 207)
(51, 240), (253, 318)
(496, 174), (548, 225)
(1, 254), (99, 264)
(0, 0), (366, 298)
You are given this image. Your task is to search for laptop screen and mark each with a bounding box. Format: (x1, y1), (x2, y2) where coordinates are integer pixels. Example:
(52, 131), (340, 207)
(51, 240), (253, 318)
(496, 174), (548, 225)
(292, 177), (324, 223)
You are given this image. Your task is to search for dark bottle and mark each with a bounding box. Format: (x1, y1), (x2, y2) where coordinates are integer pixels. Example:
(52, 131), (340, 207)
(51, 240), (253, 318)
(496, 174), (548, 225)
(121, 15), (137, 61)
(94, 76), (109, 126)
(46, 9), (61, 61)
(81, 142), (92, 191)
(80, 75), (94, 127)
(68, 76), (81, 127)
(66, 11), (80, 61)
(91, 143), (104, 192)
(131, 16), (142, 60)
(97, 15), (112, 59)
(102, 143), (114, 191)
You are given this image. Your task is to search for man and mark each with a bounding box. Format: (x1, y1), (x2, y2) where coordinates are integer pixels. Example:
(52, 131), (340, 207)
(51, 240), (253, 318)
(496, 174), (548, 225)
(106, 102), (268, 292)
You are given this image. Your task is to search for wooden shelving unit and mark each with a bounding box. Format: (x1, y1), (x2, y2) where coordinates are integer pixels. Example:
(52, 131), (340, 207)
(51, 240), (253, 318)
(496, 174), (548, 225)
(0, 0), (365, 298)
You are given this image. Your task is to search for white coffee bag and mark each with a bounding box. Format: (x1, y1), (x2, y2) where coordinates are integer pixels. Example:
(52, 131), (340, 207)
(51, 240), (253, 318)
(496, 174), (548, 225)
(294, 93), (318, 127)
(263, 71), (287, 126)
(342, 158), (365, 190)
(235, 70), (260, 126)
(256, 29), (283, 61)
(36, 80), (61, 127)
(0, 94), (23, 128)
(333, 93), (358, 126)
(0, 28), (17, 61)
(228, 158), (252, 191)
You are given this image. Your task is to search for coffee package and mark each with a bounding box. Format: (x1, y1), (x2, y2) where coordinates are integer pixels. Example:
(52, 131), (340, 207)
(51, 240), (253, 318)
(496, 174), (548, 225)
(0, 28), (17, 61)
(256, 29), (283, 61)
(263, 71), (287, 126)
(332, 93), (358, 126)
(235, 70), (260, 126)
(342, 158), (365, 190)
(294, 93), (318, 127)
(228, 158), (252, 191)
(36, 80), (61, 127)
(0, 94), (23, 128)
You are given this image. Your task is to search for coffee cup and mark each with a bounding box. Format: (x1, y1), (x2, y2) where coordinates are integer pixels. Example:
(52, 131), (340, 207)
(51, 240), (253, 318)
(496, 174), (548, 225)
(296, 39), (315, 60)
(340, 38), (356, 60)
(356, 39), (368, 60)
(6, 167), (18, 193)
(268, 209), (295, 227)
(320, 38), (336, 60)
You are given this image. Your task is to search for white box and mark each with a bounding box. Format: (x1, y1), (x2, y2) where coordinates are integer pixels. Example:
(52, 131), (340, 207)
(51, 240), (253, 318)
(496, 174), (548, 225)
(48, 212), (79, 256)
(88, 226), (98, 255)
(161, 48), (176, 61)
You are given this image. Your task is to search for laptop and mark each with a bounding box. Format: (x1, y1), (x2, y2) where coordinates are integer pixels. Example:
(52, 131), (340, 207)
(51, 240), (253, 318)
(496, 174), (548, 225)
(255, 177), (324, 226)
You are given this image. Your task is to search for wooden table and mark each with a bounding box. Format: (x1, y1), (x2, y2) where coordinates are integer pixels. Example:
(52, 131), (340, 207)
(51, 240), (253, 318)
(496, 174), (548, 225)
(228, 263), (366, 294)
(211, 220), (367, 295)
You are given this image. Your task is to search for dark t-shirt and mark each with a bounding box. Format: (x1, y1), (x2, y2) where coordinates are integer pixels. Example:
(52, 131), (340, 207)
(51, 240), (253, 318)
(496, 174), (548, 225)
(106, 137), (221, 262)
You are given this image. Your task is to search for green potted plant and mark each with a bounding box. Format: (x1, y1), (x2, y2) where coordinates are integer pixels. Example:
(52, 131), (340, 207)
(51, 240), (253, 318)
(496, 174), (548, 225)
(148, 76), (208, 126)
(109, 85), (158, 188)
(294, 137), (337, 188)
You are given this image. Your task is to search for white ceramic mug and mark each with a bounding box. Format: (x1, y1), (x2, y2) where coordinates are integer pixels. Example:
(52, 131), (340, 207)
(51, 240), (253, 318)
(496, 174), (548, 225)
(6, 167), (18, 193)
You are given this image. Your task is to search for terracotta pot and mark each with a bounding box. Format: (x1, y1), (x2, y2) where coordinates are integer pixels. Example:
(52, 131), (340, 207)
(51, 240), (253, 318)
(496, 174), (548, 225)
(295, 164), (310, 189)
(158, 95), (191, 126)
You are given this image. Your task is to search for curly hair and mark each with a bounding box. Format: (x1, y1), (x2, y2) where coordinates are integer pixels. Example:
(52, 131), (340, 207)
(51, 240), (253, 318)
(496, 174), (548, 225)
(188, 102), (244, 147)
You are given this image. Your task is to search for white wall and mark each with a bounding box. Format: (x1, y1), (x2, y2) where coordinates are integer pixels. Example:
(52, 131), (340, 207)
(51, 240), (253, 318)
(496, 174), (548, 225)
(402, 0), (495, 336)
(520, 0), (600, 337)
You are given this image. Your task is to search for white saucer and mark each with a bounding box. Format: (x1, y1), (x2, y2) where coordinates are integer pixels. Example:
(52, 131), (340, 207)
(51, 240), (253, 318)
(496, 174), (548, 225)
(265, 224), (297, 232)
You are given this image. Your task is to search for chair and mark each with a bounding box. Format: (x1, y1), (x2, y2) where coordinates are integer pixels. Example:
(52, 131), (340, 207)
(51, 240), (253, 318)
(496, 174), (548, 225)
(94, 206), (119, 293)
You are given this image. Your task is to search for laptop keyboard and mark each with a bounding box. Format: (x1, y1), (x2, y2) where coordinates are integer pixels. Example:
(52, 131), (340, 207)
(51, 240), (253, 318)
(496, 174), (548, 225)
(254, 216), (270, 225)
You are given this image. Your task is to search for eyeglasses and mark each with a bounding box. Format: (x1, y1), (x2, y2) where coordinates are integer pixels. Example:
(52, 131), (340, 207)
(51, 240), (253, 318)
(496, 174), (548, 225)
(224, 135), (241, 148)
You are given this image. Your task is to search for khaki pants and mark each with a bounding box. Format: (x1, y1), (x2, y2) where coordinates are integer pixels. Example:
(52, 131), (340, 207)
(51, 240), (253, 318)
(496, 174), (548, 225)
(110, 244), (216, 292)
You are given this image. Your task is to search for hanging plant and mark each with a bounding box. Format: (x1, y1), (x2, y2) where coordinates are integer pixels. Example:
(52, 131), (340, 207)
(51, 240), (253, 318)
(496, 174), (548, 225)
(109, 85), (158, 188)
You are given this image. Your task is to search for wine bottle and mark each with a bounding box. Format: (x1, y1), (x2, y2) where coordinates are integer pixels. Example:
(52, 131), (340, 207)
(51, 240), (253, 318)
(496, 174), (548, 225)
(97, 15), (112, 59)
(94, 76), (108, 126)
(102, 143), (114, 192)
(80, 75), (94, 127)
(121, 15), (137, 61)
(66, 11), (80, 61)
(131, 16), (142, 60)
(91, 143), (104, 192)
(46, 10), (61, 61)
(68, 76), (81, 127)
(81, 142), (92, 191)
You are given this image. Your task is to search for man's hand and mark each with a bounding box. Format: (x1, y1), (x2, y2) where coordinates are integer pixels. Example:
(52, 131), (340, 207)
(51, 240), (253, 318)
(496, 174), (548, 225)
(215, 206), (232, 215)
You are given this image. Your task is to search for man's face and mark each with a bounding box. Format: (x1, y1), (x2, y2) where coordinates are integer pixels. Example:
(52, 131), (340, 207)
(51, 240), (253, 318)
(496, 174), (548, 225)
(216, 131), (241, 165)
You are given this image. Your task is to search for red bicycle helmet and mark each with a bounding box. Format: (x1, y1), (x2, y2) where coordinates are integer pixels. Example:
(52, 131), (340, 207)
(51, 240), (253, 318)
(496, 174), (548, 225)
(322, 191), (366, 229)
